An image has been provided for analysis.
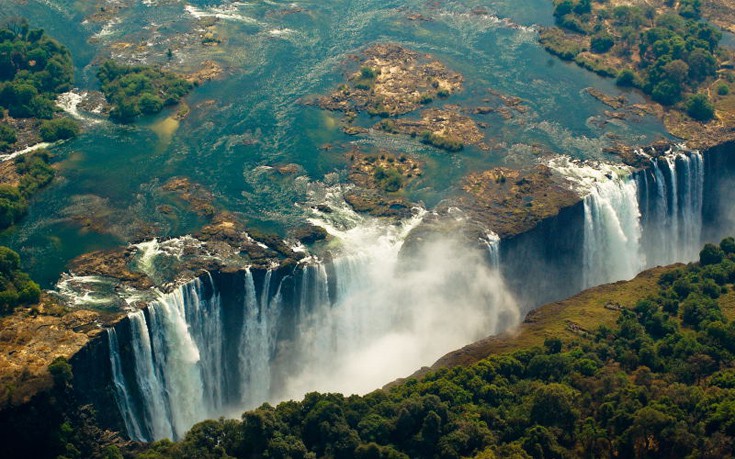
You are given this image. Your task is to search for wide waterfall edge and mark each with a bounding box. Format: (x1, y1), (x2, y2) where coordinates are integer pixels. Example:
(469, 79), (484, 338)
(66, 139), (735, 442)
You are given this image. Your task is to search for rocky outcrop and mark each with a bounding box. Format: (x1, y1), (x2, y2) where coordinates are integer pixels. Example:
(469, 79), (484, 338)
(318, 43), (463, 117)
(160, 176), (217, 218)
(0, 294), (110, 409)
(376, 107), (488, 151)
(457, 164), (581, 239)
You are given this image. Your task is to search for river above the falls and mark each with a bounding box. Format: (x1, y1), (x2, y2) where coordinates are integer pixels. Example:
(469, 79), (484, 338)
(3, 0), (669, 286)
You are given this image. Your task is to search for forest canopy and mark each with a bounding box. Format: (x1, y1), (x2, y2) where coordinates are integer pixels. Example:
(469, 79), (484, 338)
(0, 150), (55, 231)
(0, 18), (76, 153)
(0, 246), (40, 315)
(542, 0), (725, 120)
(0, 17), (74, 119)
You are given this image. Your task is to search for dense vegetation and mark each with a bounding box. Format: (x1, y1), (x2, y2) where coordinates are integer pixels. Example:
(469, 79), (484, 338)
(0, 124), (17, 152)
(0, 18), (76, 151)
(96, 60), (194, 122)
(542, 0), (725, 120)
(421, 132), (463, 152)
(0, 246), (40, 314)
(128, 238), (735, 458)
(38, 117), (80, 142)
(0, 18), (73, 119)
(0, 149), (55, 230)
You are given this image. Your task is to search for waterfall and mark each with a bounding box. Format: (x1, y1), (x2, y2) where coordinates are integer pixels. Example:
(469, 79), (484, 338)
(483, 232), (501, 269)
(272, 204), (519, 400)
(108, 198), (521, 441)
(551, 150), (704, 288)
(583, 177), (644, 288)
(238, 268), (280, 408)
(111, 277), (225, 441)
(128, 309), (174, 440)
(108, 329), (145, 442)
(639, 151), (704, 265)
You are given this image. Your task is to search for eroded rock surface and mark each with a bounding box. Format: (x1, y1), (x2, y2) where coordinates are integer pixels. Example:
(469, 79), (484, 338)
(376, 107), (486, 151)
(457, 165), (580, 238)
(319, 43), (463, 117)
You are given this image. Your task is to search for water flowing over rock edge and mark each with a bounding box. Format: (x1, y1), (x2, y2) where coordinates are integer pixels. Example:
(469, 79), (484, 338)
(67, 140), (735, 442)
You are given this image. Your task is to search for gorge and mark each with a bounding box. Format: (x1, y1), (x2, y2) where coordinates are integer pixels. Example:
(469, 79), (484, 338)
(2, 1), (735, 457)
(70, 142), (734, 443)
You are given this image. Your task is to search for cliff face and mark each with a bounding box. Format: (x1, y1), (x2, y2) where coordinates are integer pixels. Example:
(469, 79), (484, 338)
(703, 141), (735, 242)
(3, 140), (735, 446)
(499, 199), (586, 312)
(0, 299), (111, 410)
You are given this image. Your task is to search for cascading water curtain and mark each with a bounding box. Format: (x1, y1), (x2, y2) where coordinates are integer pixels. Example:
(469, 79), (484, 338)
(640, 151), (704, 265)
(108, 272), (281, 442)
(583, 176), (644, 288)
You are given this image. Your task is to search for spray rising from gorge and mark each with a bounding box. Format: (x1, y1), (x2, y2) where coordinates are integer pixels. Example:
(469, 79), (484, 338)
(100, 147), (715, 441)
(107, 196), (520, 441)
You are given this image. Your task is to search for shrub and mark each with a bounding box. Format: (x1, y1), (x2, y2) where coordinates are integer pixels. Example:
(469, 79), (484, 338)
(0, 246), (20, 274)
(700, 243), (724, 266)
(0, 246), (40, 314)
(0, 185), (27, 229)
(374, 167), (404, 192)
(686, 93), (714, 121)
(421, 132), (463, 152)
(717, 84), (730, 96)
(16, 150), (55, 196)
(651, 81), (682, 105)
(49, 356), (73, 387)
(720, 237), (735, 255)
(39, 117), (79, 141)
(360, 67), (377, 79)
(0, 123), (17, 151)
(590, 33), (615, 53)
(138, 93), (163, 114)
(616, 69), (638, 87)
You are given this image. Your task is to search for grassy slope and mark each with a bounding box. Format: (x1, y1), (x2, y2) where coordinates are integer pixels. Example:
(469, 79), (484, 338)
(431, 265), (678, 369)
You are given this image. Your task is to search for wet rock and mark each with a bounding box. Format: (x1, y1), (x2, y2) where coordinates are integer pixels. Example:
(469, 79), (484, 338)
(347, 150), (422, 192)
(69, 248), (153, 291)
(290, 224), (329, 245)
(375, 107), (487, 151)
(344, 189), (413, 219)
(585, 87), (627, 110)
(161, 176), (217, 218)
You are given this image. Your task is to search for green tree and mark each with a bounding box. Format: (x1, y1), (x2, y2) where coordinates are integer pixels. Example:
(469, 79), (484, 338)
(590, 33), (615, 53)
(0, 185), (26, 228)
(39, 117), (79, 141)
(48, 356), (73, 388)
(616, 68), (638, 87)
(0, 123), (17, 151)
(0, 246), (20, 273)
(700, 242), (724, 265)
(530, 383), (580, 429)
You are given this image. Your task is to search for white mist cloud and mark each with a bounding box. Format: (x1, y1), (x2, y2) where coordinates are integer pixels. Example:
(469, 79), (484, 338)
(273, 223), (520, 401)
